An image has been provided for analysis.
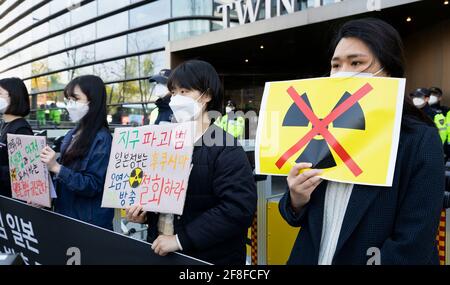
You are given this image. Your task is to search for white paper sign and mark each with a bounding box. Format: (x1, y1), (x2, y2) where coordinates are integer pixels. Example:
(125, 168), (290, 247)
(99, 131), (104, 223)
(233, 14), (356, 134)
(7, 135), (51, 208)
(101, 123), (195, 215)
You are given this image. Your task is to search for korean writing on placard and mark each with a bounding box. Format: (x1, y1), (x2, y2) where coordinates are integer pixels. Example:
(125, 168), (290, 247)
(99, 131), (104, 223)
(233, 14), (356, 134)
(7, 135), (50, 208)
(102, 123), (194, 215)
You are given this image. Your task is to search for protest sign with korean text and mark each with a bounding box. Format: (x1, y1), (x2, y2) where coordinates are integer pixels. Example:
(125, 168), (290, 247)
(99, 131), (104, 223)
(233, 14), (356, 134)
(101, 123), (194, 215)
(7, 135), (51, 207)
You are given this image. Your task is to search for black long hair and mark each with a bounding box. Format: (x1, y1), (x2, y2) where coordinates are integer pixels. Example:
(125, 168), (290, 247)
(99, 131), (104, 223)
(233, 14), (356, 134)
(62, 75), (109, 166)
(0, 77), (30, 117)
(331, 18), (434, 129)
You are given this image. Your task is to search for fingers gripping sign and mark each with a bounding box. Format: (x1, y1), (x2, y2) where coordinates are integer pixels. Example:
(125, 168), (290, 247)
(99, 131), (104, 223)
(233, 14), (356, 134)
(287, 162), (324, 211)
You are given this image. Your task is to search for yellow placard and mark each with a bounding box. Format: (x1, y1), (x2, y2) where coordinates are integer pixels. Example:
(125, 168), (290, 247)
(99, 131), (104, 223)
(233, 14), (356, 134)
(255, 77), (406, 187)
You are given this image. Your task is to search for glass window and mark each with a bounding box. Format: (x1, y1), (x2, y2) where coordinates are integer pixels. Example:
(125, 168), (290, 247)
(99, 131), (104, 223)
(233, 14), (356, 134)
(98, 0), (130, 15)
(71, 65), (94, 79)
(49, 13), (71, 34)
(106, 80), (155, 126)
(96, 11), (129, 38)
(70, 23), (96, 46)
(129, 0), (170, 29)
(172, 0), (213, 17)
(48, 51), (75, 72)
(127, 25), (168, 54)
(126, 51), (166, 79)
(33, 2), (50, 20)
(75, 44), (95, 65)
(31, 40), (49, 60)
(30, 71), (69, 94)
(50, 0), (70, 14)
(70, 1), (97, 25)
(93, 59), (126, 82)
(48, 33), (71, 53)
(95, 36), (127, 61)
(169, 20), (210, 41)
(32, 22), (50, 42)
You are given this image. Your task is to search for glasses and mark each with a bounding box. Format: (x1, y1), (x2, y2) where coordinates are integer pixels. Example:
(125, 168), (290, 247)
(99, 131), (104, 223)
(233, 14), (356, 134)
(64, 98), (76, 105)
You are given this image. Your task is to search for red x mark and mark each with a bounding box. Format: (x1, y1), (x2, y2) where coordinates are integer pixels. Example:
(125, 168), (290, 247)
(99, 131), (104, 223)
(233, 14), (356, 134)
(276, 83), (374, 177)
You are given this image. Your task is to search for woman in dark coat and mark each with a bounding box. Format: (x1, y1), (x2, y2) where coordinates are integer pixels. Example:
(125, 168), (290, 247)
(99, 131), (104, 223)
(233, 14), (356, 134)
(0, 78), (33, 198)
(279, 18), (445, 265)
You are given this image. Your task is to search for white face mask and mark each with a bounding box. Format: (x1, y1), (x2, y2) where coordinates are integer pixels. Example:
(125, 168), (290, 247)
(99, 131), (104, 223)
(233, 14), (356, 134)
(413, 97), (426, 108)
(225, 107), (234, 114)
(330, 68), (385, 78)
(153, 84), (169, 98)
(66, 101), (89, 123)
(429, 95), (439, 106)
(0, 98), (9, 114)
(169, 93), (204, 123)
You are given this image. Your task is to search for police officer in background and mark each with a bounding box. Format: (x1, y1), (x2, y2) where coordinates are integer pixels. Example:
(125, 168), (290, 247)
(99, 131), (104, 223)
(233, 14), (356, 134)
(429, 87), (450, 160)
(429, 87), (449, 116)
(411, 88), (447, 145)
(148, 69), (173, 125)
(429, 87), (450, 208)
(217, 100), (245, 139)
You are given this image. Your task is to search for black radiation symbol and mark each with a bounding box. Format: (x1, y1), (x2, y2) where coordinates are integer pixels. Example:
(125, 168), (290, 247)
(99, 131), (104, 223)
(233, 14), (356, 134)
(282, 92), (366, 169)
(129, 167), (144, 188)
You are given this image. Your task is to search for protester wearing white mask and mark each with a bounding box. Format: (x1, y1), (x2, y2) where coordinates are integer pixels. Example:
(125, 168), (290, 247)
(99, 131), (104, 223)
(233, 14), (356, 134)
(126, 60), (257, 265)
(65, 99), (89, 123)
(0, 78), (33, 198)
(169, 90), (206, 124)
(429, 87), (450, 116)
(40, 75), (114, 230)
(0, 96), (9, 114)
(410, 88), (436, 119)
(148, 69), (173, 125)
(281, 18), (444, 265)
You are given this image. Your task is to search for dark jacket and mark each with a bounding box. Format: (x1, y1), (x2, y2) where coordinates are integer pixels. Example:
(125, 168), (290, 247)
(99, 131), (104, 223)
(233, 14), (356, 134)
(146, 125), (257, 265)
(54, 127), (114, 230)
(0, 118), (33, 197)
(279, 116), (445, 265)
(432, 103), (450, 117)
(155, 95), (173, 125)
(422, 105), (437, 121)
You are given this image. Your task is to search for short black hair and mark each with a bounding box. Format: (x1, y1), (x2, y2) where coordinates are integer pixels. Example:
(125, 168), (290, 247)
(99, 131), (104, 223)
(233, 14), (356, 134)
(167, 60), (223, 112)
(0, 77), (30, 117)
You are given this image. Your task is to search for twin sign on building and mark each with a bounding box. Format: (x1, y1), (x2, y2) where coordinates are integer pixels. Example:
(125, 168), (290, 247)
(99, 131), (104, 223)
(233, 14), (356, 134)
(217, 0), (382, 28)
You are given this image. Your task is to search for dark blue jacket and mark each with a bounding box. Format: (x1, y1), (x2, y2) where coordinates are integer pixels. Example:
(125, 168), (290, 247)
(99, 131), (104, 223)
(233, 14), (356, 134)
(279, 116), (445, 265)
(54, 127), (114, 230)
(155, 95), (173, 125)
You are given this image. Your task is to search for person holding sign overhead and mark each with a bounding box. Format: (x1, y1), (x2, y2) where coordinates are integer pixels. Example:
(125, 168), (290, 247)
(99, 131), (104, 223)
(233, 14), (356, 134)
(40, 75), (114, 230)
(127, 60), (257, 265)
(279, 18), (445, 265)
(0, 78), (33, 198)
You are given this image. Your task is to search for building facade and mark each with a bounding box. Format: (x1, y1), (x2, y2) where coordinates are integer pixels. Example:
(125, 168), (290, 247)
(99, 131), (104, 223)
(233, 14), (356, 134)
(0, 0), (449, 129)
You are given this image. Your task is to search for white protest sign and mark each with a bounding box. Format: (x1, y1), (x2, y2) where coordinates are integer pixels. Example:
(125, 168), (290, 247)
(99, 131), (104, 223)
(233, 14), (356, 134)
(7, 135), (51, 208)
(101, 122), (194, 215)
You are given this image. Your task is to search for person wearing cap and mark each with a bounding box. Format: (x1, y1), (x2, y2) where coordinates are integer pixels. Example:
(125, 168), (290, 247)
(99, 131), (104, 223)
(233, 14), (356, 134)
(149, 69), (173, 125)
(411, 88), (447, 145)
(429, 87), (450, 159)
(429, 87), (449, 116)
(217, 100), (246, 139)
(411, 88), (435, 118)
